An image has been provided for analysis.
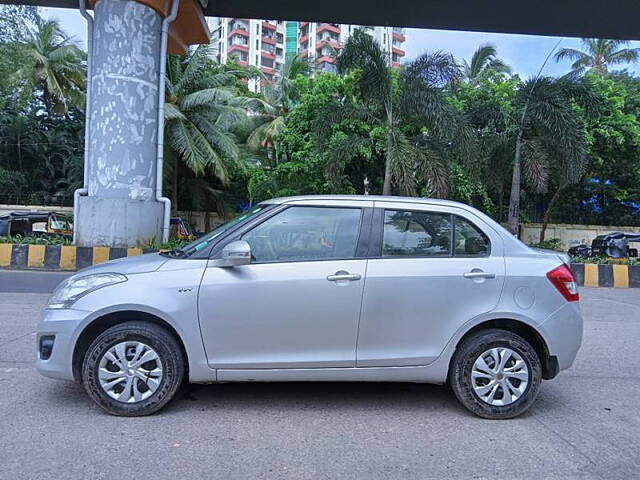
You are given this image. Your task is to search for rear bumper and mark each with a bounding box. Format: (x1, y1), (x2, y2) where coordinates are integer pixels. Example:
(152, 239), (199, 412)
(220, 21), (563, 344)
(36, 308), (89, 381)
(538, 302), (583, 372)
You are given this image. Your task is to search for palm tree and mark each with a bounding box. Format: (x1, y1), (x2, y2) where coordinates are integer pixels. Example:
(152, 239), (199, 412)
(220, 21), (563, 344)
(554, 39), (640, 74)
(321, 29), (469, 196)
(164, 45), (251, 213)
(463, 43), (511, 83)
(12, 17), (85, 114)
(505, 76), (596, 235)
(246, 55), (310, 162)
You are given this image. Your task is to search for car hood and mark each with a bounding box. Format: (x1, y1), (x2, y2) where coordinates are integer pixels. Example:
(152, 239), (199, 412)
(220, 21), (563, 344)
(74, 252), (168, 277)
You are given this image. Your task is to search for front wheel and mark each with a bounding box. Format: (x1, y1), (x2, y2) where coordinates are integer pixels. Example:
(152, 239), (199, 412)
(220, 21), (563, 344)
(449, 329), (542, 419)
(82, 321), (185, 416)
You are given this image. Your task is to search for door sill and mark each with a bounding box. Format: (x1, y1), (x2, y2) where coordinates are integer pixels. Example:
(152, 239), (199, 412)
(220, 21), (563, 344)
(215, 365), (441, 383)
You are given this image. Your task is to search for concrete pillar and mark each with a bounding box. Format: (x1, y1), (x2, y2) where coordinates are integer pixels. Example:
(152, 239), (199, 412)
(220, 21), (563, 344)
(76, 0), (164, 247)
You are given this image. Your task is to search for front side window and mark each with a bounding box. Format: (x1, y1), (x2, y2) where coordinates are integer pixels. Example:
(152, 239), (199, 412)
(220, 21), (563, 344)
(243, 206), (361, 263)
(382, 210), (452, 256)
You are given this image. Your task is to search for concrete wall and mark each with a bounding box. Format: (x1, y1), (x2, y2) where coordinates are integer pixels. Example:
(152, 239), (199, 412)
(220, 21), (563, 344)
(521, 223), (640, 250)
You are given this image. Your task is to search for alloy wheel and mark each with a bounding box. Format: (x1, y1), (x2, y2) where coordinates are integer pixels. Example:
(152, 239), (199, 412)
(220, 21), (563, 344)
(98, 341), (163, 403)
(471, 347), (529, 406)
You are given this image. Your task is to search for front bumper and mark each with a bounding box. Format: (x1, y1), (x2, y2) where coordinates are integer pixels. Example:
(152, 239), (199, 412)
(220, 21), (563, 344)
(36, 308), (89, 381)
(538, 301), (583, 371)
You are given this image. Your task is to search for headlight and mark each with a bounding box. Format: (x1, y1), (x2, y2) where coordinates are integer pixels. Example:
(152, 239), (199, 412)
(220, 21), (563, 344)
(47, 273), (127, 309)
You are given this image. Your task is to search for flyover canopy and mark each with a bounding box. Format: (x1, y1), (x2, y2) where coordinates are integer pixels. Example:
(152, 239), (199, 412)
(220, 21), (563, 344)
(12, 0), (640, 40)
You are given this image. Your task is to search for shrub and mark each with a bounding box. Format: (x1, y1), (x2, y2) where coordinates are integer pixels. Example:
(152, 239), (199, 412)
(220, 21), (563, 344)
(528, 238), (563, 251)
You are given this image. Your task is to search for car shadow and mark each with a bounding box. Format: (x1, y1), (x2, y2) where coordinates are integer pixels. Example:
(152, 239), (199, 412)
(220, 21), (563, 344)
(171, 381), (468, 416)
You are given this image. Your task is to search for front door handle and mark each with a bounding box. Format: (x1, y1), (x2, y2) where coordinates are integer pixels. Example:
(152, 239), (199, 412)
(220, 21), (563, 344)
(463, 271), (496, 280)
(327, 271), (362, 282)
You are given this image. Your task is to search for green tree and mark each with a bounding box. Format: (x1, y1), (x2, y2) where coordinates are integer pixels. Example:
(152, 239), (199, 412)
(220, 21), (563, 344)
(554, 39), (640, 75)
(12, 17), (85, 115)
(0, 5), (39, 43)
(247, 72), (373, 203)
(462, 43), (511, 84)
(506, 76), (597, 235)
(246, 55), (310, 162)
(0, 6), (40, 111)
(164, 45), (251, 213)
(326, 29), (469, 196)
(556, 73), (640, 226)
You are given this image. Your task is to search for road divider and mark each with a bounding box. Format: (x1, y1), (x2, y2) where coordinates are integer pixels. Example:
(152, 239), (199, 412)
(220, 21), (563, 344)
(569, 263), (640, 288)
(0, 244), (148, 271)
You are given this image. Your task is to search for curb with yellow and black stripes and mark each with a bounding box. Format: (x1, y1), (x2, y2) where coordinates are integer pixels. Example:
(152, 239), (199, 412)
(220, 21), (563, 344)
(570, 263), (640, 288)
(0, 244), (152, 271)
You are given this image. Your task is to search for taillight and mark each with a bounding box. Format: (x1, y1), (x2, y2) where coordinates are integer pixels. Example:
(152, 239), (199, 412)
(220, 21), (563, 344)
(546, 264), (579, 302)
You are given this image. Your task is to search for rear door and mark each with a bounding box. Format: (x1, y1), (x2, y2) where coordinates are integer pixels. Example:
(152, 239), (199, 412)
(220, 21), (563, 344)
(356, 201), (505, 367)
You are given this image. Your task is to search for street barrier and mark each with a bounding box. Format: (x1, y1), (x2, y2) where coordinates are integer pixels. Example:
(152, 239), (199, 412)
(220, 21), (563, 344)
(0, 244), (148, 271)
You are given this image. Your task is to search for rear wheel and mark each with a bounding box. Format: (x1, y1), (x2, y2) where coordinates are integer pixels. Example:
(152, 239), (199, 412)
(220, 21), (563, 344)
(82, 321), (185, 416)
(449, 329), (542, 419)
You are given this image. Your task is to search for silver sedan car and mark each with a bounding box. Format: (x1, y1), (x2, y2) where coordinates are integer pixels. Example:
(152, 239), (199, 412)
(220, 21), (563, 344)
(37, 196), (583, 418)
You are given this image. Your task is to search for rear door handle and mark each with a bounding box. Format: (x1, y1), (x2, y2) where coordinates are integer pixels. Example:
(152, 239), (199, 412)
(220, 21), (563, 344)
(463, 271), (496, 279)
(327, 271), (362, 282)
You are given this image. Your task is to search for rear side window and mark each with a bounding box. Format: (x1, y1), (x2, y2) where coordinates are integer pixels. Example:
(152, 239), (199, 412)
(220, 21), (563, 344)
(382, 210), (452, 256)
(454, 216), (490, 256)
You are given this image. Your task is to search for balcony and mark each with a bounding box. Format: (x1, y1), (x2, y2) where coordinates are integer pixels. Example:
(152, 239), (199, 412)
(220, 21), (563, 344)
(229, 38), (249, 48)
(262, 35), (276, 45)
(391, 61), (401, 68)
(299, 34), (309, 45)
(392, 31), (406, 42)
(261, 66), (275, 75)
(228, 44), (249, 54)
(262, 21), (277, 31)
(392, 47), (405, 57)
(228, 28), (250, 39)
(228, 19), (249, 31)
(261, 50), (276, 60)
(317, 23), (341, 35)
(316, 39), (340, 50)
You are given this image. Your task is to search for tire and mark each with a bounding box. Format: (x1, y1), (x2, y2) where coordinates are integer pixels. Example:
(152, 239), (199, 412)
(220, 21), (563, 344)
(449, 329), (542, 419)
(82, 321), (185, 416)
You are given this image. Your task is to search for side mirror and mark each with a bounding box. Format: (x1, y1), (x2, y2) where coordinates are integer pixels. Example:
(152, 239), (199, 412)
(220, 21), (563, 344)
(209, 240), (251, 268)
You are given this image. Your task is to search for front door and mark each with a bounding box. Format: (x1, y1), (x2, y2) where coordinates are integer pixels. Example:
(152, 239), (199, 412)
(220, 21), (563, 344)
(357, 202), (505, 367)
(198, 204), (370, 369)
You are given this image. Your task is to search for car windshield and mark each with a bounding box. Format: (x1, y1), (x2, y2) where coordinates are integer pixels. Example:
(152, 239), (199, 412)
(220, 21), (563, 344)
(175, 204), (272, 257)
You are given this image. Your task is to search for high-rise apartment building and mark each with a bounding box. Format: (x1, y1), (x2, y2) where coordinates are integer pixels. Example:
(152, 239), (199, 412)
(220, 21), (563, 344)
(298, 23), (406, 72)
(208, 18), (289, 90)
(208, 18), (407, 90)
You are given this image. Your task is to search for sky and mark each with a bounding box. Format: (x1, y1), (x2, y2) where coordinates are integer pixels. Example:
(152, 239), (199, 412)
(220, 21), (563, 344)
(42, 7), (640, 79)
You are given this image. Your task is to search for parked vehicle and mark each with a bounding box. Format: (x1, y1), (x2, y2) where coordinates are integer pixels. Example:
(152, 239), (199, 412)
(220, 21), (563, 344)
(169, 216), (196, 242)
(568, 231), (640, 258)
(37, 196), (583, 419)
(0, 211), (72, 238)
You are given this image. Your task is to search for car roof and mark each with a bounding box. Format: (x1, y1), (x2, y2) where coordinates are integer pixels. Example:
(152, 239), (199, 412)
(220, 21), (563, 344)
(265, 195), (468, 208)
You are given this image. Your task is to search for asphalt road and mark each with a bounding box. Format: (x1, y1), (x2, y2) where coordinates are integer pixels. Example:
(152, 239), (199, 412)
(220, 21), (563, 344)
(0, 269), (70, 293)
(1, 279), (639, 479)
